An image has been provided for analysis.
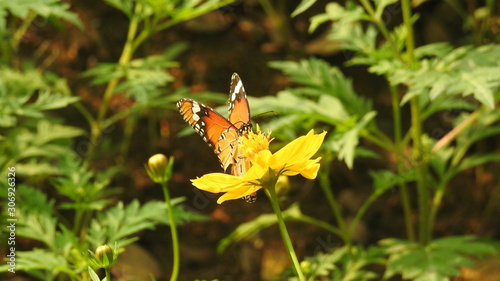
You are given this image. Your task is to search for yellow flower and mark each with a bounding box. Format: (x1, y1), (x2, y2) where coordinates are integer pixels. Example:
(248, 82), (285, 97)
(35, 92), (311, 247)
(191, 130), (326, 204)
(239, 124), (273, 164)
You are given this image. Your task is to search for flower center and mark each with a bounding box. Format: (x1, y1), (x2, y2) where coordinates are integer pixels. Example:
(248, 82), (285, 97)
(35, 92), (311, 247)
(239, 125), (272, 165)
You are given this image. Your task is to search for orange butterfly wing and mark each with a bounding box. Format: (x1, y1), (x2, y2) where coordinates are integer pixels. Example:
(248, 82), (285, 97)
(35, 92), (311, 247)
(228, 73), (251, 130)
(177, 98), (239, 172)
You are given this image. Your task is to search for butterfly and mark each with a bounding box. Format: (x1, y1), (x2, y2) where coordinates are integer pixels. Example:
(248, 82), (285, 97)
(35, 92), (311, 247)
(177, 73), (256, 203)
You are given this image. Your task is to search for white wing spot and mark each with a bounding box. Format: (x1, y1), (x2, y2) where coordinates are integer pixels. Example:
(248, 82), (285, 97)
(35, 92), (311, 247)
(234, 79), (243, 96)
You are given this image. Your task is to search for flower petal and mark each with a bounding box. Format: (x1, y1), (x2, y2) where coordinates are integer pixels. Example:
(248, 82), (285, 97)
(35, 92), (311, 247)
(217, 183), (260, 204)
(298, 158), (322, 179)
(270, 130), (326, 170)
(191, 173), (243, 193)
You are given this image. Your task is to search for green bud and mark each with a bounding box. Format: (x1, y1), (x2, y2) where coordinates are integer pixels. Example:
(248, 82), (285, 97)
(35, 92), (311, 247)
(275, 176), (291, 198)
(146, 154), (174, 184)
(300, 260), (312, 274)
(95, 244), (114, 268)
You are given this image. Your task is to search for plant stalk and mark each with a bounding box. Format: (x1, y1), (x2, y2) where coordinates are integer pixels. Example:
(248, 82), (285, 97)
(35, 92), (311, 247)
(401, 0), (430, 244)
(162, 182), (180, 281)
(318, 162), (351, 246)
(85, 5), (141, 163)
(265, 179), (305, 281)
(390, 85), (415, 241)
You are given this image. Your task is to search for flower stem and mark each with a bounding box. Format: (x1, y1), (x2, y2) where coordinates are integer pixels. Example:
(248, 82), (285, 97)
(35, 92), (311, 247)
(265, 182), (305, 281)
(162, 182), (180, 281)
(104, 267), (112, 281)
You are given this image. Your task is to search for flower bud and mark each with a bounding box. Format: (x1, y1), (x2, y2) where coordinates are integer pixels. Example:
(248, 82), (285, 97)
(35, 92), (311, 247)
(275, 176), (291, 198)
(300, 260), (312, 274)
(146, 154), (174, 184)
(95, 244), (114, 268)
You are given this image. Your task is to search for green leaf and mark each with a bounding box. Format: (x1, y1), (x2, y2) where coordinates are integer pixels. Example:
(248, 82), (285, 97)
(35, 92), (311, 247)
(374, 0), (399, 21)
(298, 245), (382, 281)
(398, 44), (500, 109)
(88, 266), (102, 281)
(291, 0), (317, 17)
(455, 154), (500, 174)
(369, 169), (416, 194)
(103, 0), (133, 17)
(86, 199), (205, 248)
(13, 249), (75, 279)
(326, 111), (377, 169)
(382, 236), (496, 281)
(309, 2), (367, 33)
(83, 43), (187, 103)
(0, 0), (83, 29)
(218, 204), (303, 253)
(0, 68), (79, 127)
(269, 58), (372, 117)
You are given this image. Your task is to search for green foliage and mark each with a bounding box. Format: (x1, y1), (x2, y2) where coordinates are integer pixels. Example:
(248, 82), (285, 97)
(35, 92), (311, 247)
(251, 58), (377, 168)
(249, 0), (500, 280)
(83, 43), (188, 103)
(369, 169), (416, 194)
(0, 0), (225, 279)
(287, 246), (383, 281)
(0, 0), (83, 31)
(395, 44), (500, 108)
(218, 203), (304, 253)
(382, 236), (496, 281)
(0, 67), (83, 176)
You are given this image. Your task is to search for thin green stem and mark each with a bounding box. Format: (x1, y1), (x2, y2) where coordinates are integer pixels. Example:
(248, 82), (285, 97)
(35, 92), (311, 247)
(85, 5), (141, 163)
(104, 267), (111, 281)
(162, 182), (180, 281)
(428, 180), (447, 235)
(318, 164), (351, 246)
(359, 0), (402, 60)
(258, 0), (291, 48)
(12, 10), (37, 52)
(348, 192), (379, 236)
(73, 209), (84, 235)
(390, 85), (415, 241)
(361, 129), (394, 151)
(265, 181), (305, 281)
(152, 0), (238, 39)
(401, 0), (430, 244)
(119, 111), (140, 161)
(290, 213), (344, 239)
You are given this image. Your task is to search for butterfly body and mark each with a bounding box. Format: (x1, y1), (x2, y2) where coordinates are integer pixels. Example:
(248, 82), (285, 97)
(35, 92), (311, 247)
(177, 73), (256, 202)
